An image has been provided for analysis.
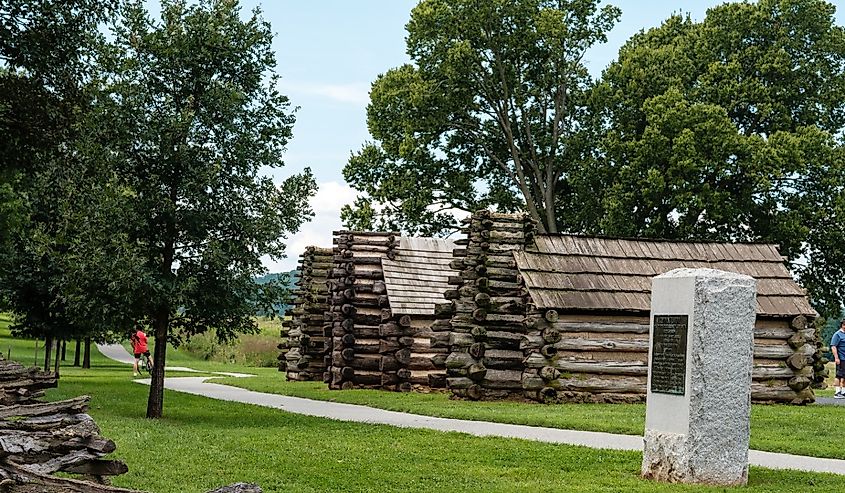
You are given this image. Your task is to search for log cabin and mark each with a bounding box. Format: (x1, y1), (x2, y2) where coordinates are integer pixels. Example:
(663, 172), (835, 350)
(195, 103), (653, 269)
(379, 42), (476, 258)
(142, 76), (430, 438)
(440, 210), (823, 404)
(325, 231), (454, 390)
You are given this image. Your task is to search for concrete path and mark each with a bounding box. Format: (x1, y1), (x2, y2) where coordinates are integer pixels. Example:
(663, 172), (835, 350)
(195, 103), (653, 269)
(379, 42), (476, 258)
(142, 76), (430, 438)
(97, 342), (845, 475)
(814, 397), (845, 406)
(132, 376), (845, 476)
(96, 343), (254, 378)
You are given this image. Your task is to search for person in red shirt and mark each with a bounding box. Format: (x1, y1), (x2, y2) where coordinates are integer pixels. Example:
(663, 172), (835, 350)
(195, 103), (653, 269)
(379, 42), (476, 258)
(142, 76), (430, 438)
(130, 326), (151, 376)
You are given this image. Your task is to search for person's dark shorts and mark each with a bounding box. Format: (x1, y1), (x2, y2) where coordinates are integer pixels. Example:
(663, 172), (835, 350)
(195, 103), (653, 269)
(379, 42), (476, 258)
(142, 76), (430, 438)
(134, 351), (150, 359)
(836, 363), (845, 379)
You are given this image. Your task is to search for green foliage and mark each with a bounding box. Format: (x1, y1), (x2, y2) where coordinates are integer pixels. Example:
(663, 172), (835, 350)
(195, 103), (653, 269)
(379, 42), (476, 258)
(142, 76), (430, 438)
(593, 0), (845, 317)
(179, 328), (278, 367)
(821, 314), (843, 359)
(0, 0), (126, 344)
(93, 0), (316, 416)
(343, 0), (620, 234)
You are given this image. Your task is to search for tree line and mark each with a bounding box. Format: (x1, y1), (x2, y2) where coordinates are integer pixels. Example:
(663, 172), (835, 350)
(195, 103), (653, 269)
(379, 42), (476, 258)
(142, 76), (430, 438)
(342, 0), (845, 319)
(0, 0), (316, 418)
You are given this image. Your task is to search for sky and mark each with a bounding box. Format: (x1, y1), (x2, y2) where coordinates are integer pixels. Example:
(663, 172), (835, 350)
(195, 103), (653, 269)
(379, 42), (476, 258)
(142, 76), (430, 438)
(186, 0), (845, 273)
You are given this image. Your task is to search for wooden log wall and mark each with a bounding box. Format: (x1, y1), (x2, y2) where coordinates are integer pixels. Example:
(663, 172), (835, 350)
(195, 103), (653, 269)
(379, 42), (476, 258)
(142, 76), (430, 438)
(326, 231), (413, 391)
(405, 315), (448, 389)
(520, 313), (818, 405)
(282, 246), (332, 381)
(439, 211), (536, 400)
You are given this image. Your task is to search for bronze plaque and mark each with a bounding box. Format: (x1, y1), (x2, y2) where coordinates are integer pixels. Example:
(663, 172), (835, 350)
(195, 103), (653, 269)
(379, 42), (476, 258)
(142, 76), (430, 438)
(650, 315), (689, 396)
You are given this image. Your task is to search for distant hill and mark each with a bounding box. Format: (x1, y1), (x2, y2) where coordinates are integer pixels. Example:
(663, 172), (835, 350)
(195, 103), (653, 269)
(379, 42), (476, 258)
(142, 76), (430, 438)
(254, 270), (297, 316)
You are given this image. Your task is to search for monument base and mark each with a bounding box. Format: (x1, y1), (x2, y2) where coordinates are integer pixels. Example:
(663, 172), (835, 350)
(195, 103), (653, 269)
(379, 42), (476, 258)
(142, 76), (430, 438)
(642, 430), (748, 486)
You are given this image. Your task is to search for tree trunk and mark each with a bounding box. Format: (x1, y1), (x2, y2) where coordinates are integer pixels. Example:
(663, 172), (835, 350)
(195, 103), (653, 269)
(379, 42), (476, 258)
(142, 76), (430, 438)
(43, 336), (53, 373)
(61, 340), (66, 361)
(53, 339), (61, 377)
(73, 339), (81, 367)
(82, 338), (91, 369)
(146, 309), (169, 419)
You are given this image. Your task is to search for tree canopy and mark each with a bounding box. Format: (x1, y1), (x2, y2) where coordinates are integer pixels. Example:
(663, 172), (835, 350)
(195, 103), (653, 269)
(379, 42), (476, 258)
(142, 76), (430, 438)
(592, 0), (845, 316)
(343, 0), (620, 235)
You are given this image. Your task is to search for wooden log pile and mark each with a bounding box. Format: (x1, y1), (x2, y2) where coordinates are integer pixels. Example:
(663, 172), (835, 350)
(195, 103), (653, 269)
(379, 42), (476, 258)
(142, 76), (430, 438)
(0, 355), (134, 491)
(440, 211), (536, 400)
(282, 247), (333, 381)
(0, 356), (264, 492)
(326, 231), (412, 391)
(750, 315), (818, 404)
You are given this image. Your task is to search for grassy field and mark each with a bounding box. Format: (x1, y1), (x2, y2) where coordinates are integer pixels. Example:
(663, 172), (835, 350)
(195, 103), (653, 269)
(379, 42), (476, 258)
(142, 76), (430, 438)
(216, 372), (845, 461)
(37, 348), (845, 492)
(1, 315), (842, 492)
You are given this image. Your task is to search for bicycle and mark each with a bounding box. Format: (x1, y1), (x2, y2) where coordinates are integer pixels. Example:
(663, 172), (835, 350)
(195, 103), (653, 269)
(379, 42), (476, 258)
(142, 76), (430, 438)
(137, 352), (154, 375)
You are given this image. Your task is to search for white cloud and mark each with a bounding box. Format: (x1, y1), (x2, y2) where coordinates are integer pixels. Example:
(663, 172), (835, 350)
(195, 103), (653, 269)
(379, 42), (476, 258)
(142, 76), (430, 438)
(264, 181), (359, 272)
(281, 80), (370, 105)
(310, 181), (359, 214)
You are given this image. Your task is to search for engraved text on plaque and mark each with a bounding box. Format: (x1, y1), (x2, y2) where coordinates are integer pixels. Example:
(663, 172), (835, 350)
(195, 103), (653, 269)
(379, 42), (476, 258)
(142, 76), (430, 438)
(650, 315), (689, 395)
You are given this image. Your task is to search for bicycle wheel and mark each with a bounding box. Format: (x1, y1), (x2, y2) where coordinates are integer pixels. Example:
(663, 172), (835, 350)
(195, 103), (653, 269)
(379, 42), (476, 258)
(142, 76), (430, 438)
(142, 355), (153, 375)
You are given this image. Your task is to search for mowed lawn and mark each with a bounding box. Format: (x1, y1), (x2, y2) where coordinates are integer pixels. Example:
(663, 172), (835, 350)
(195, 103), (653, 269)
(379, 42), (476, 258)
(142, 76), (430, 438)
(0, 317), (840, 492)
(217, 372), (845, 461)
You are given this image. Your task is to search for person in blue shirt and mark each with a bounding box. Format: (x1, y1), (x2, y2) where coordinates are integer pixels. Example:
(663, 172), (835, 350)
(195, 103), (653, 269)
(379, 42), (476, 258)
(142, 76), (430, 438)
(831, 320), (845, 398)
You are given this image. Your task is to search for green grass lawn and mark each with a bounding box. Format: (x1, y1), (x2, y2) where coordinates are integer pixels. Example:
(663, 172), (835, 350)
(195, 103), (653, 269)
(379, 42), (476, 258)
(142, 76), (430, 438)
(37, 345), (845, 492)
(216, 372), (845, 461)
(1, 317), (842, 492)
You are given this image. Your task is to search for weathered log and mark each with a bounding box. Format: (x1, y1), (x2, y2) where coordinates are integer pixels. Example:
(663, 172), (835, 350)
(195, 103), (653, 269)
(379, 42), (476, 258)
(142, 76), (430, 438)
(478, 369), (523, 390)
(395, 349), (412, 366)
(445, 352), (476, 369)
(790, 315), (808, 331)
(379, 323), (415, 337)
(63, 460), (129, 477)
(468, 343), (485, 359)
(553, 338), (648, 353)
(539, 366), (561, 381)
(449, 332), (474, 348)
(751, 383), (813, 404)
(552, 375), (646, 394)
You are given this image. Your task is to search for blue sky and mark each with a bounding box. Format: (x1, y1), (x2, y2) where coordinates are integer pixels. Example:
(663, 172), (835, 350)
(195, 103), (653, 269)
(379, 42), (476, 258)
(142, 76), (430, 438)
(153, 1), (845, 272)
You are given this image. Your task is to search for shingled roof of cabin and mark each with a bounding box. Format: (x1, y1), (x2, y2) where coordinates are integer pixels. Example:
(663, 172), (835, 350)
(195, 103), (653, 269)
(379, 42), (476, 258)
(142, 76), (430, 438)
(382, 237), (457, 315)
(513, 235), (816, 318)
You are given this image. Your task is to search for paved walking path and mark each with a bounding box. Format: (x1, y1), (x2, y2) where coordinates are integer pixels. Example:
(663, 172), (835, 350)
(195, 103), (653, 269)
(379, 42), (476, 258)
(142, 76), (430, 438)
(96, 343), (845, 475)
(814, 397), (845, 406)
(96, 343), (254, 378)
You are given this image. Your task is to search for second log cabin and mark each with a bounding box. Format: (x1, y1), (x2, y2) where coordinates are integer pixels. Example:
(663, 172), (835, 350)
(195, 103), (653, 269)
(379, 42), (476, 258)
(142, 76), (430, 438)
(440, 210), (823, 405)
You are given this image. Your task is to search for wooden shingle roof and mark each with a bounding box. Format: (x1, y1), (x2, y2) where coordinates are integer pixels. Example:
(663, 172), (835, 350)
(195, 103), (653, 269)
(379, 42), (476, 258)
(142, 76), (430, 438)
(382, 237), (456, 315)
(514, 235), (816, 318)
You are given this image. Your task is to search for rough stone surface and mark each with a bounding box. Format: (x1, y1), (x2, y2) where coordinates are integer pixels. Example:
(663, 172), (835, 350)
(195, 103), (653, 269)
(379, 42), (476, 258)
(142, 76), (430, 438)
(643, 268), (756, 486)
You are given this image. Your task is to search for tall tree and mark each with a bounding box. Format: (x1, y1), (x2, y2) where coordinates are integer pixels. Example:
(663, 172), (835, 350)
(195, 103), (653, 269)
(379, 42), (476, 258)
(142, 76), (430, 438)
(343, 0), (620, 235)
(0, 1), (121, 354)
(103, 0), (316, 418)
(592, 0), (845, 316)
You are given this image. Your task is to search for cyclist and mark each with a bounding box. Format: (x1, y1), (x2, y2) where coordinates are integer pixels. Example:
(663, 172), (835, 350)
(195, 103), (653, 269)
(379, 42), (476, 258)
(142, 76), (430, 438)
(130, 325), (152, 376)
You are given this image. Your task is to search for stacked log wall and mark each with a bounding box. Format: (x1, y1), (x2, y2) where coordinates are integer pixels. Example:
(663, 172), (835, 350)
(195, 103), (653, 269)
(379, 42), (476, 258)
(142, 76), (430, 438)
(282, 247), (332, 381)
(327, 231), (413, 391)
(520, 312), (818, 405)
(405, 315), (448, 388)
(440, 211), (536, 400)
